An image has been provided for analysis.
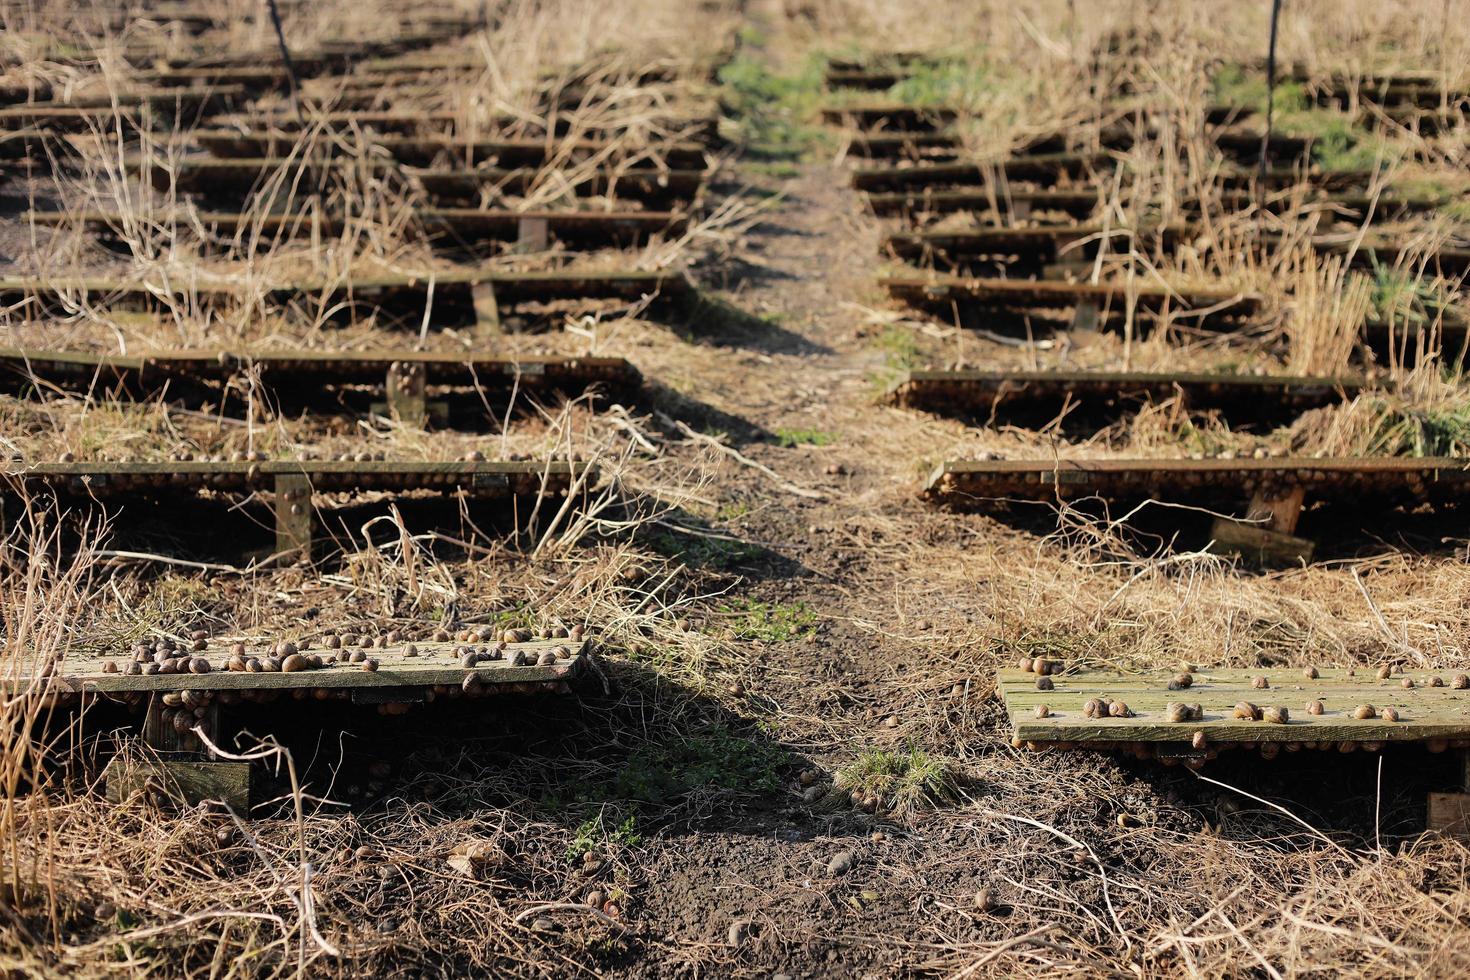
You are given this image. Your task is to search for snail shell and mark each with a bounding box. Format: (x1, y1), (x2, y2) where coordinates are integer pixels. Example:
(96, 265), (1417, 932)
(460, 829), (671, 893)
(1034, 704), (1050, 719)
(1108, 700), (1131, 718)
(1262, 706), (1289, 724)
(1401, 678), (1415, 689)
(1306, 700), (1325, 715)
(1035, 676), (1054, 691)
(536, 651), (557, 666)
(1191, 731), (1207, 750)
(1233, 701), (1260, 720)
(1376, 665), (1392, 680)
(1251, 676), (1269, 690)
(1381, 706), (1400, 722)
(1302, 666), (1318, 679)
(1454, 674), (1470, 690)
(1353, 704), (1376, 720)
(1166, 703), (1192, 724)
(281, 654), (309, 672)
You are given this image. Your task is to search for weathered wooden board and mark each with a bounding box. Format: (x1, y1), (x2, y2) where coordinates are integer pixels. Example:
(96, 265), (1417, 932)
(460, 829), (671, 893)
(0, 346), (640, 399)
(821, 104), (959, 129)
(925, 456), (1470, 508)
(411, 166), (706, 203)
(883, 223), (1187, 262)
(0, 269), (693, 315)
(998, 666), (1470, 746)
(852, 153), (1113, 192)
(881, 273), (1260, 317)
(15, 638), (586, 694)
(888, 369), (1362, 421)
(191, 129), (708, 169)
(0, 86), (246, 129)
(867, 187), (1446, 222)
(213, 109), (719, 141)
(30, 208), (686, 246)
(0, 459), (591, 498)
(104, 758), (250, 808)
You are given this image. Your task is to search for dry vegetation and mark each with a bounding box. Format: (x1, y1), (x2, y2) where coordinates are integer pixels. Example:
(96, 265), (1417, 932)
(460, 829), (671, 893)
(3, 0), (1470, 976)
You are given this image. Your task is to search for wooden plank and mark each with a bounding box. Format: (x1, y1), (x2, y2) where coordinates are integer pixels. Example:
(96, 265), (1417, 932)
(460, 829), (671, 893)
(1427, 793), (1470, 837)
(273, 473), (313, 557)
(852, 153), (1113, 192)
(1209, 518), (1315, 565)
(0, 346), (641, 397)
(411, 167), (706, 203)
(820, 103), (959, 129)
(998, 666), (1470, 745)
(926, 456), (1470, 508)
(105, 757), (250, 809)
(0, 459), (592, 499)
(13, 638), (587, 693)
(883, 223), (1187, 263)
(881, 273), (1259, 317)
(866, 187), (1446, 221)
(190, 129), (708, 169)
(886, 370), (1362, 422)
(31, 208), (686, 246)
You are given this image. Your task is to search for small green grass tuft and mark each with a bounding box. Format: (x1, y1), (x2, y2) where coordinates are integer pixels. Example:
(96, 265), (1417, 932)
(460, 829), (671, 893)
(773, 427), (836, 447)
(719, 598), (817, 641)
(835, 747), (962, 817)
(566, 813), (642, 862)
(886, 60), (992, 106)
(717, 51), (827, 160)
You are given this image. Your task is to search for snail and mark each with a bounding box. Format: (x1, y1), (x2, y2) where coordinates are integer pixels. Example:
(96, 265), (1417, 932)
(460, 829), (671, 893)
(1429, 676), (1445, 688)
(1108, 700), (1131, 718)
(570, 625), (585, 641)
(281, 654), (309, 672)
(460, 652), (480, 668)
(189, 658), (211, 674)
(102, 661), (118, 674)
(1033, 659), (1053, 676)
(1262, 706), (1289, 724)
(1353, 704), (1376, 720)
(1167, 672), (1192, 690)
(1302, 666), (1318, 679)
(1034, 705), (1050, 719)
(1381, 706), (1400, 722)
(1191, 731), (1207, 750)
(1082, 698), (1104, 718)
(1251, 676), (1269, 690)
(1305, 700), (1325, 715)
(1376, 665), (1392, 680)
(277, 641), (298, 659)
(324, 634), (341, 650)
(1166, 703), (1193, 723)
(536, 651), (557, 666)
(1232, 701), (1261, 721)
(405, 644), (419, 658)
(1035, 676), (1054, 691)
(361, 659), (378, 672)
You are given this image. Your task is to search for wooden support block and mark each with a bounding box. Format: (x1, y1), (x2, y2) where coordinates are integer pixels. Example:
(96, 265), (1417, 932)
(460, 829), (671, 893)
(143, 695), (216, 754)
(1247, 486), (1306, 534)
(1209, 517), (1314, 565)
(471, 280), (500, 334)
(516, 215), (550, 252)
(1011, 198), (1032, 221)
(1069, 299), (1099, 332)
(273, 472), (313, 558)
(1428, 792), (1470, 840)
(105, 756), (251, 809)
(385, 360), (426, 427)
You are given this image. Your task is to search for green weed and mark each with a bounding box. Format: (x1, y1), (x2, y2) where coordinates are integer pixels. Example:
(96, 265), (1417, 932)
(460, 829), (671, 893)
(719, 598), (817, 641)
(717, 52), (827, 160)
(566, 812), (642, 862)
(774, 427), (836, 447)
(887, 60), (991, 106)
(835, 746), (962, 816)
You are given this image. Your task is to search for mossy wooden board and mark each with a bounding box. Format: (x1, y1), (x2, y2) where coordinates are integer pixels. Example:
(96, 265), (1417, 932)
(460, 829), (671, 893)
(12, 639), (586, 693)
(998, 667), (1470, 744)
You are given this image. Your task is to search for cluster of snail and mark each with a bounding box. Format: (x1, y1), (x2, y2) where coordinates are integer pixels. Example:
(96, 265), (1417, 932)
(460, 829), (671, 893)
(99, 623), (586, 679)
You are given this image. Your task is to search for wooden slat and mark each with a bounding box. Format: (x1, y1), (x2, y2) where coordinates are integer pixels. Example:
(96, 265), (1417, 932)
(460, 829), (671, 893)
(0, 346), (639, 392)
(191, 129), (708, 169)
(411, 166), (706, 203)
(16, 638), (586, 694)
(925, 456), (1470, 509)
(1, 459), (592, 498)
(888, 369), (1362, 420)
(28, 208), (686, 245)
(998, 666), (1470, 745)
(881, 273), (1259, 317)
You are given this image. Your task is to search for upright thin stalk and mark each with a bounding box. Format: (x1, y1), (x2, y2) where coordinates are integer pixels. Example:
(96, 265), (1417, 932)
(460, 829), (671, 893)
(1255, 0), (1283, 204)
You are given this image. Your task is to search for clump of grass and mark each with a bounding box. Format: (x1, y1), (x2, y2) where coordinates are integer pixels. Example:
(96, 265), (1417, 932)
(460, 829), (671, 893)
(1287, 251), (1371, 376)
(717, 49), (827, 160)
(774, 427), (836, 447)
(1211, 63), (1308, 114)
(719, 598), (816, 641)
(887, 59), (991, 105)
(565, 812), (642, 862)
(834, 746), (961, 817)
